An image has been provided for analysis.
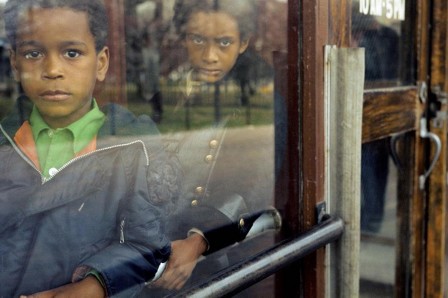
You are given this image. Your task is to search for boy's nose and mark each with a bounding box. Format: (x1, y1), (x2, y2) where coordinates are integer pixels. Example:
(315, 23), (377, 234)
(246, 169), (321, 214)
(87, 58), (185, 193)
(42, 55), (64, 79)
(202, 44), (219, 64)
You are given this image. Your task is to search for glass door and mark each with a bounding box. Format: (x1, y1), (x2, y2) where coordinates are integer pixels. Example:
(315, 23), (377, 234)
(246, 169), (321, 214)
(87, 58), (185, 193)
(343, 0), (448, 296)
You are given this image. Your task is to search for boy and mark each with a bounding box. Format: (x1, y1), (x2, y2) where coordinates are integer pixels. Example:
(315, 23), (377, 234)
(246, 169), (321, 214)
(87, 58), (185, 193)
(150, 0), (260, 292)
(1, 0), (177, 297)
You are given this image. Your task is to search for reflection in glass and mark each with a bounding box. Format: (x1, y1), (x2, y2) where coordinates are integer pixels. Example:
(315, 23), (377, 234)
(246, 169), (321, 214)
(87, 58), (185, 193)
(351, 0), (412, 89)
(128, 0), (287, 296)
(351, 1), (410, 297)
(359, 143), (397, 297)
(0, 0), (288, 296)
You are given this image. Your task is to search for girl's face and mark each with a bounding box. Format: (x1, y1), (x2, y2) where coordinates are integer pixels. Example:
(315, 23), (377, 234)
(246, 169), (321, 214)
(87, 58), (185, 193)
(184, 11), (249, 83)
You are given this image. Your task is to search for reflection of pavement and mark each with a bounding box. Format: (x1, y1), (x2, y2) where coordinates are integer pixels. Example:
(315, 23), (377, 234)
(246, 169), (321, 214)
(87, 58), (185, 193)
(164, 125), (274, 210)
(164, 124), (276, 297)
(162, 125), (410, 296)
(195, 124), (276, 211)
(360, 158), (397, 297)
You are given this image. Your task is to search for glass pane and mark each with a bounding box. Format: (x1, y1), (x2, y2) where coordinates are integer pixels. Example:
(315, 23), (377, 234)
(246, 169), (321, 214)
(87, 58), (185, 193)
(0, 0), (288, 297)
(129, 1), (288, 296)
(351, 1), (415, 296)
(360, 139), (396, 297)
(351, 0), (414, 89)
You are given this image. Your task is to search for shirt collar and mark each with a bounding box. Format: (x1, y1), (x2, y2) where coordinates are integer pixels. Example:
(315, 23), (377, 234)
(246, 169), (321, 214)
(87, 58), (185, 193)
(29, 99), (105, 153)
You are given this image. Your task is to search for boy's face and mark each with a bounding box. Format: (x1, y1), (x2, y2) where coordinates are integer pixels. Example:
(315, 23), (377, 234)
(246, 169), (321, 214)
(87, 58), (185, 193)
(184, 11), (249, 83)
(10, 8), (109, 128)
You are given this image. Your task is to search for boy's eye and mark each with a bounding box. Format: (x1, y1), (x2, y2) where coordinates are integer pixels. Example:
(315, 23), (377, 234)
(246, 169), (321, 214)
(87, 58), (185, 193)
(218, 38), (232, 47)
(24, 51), (43, 59)
(64, 50), (81, 58)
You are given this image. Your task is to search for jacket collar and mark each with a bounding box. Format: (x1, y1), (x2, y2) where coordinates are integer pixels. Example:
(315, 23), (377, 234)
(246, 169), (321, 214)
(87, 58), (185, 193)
(0, 97), (162, 155)
(0, 97), (158, 141)
(0, 95), (32, 145)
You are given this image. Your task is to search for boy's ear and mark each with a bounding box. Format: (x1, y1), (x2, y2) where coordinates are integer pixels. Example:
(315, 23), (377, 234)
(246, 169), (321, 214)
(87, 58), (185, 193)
(239, 38), (250, 54)
(9, 49), (20, 82)
(96, 46), (110, 82)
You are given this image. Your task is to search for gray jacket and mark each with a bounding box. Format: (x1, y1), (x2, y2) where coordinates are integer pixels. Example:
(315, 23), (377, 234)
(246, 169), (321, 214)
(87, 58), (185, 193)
(0, 101), (179, 297)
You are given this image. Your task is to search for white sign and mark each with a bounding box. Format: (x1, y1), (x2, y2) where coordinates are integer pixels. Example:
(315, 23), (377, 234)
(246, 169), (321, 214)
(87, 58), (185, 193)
(359, 0), (406, 21)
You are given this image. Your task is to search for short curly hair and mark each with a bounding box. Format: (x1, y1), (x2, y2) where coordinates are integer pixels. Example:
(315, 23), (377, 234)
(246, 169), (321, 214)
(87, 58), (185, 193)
(173, 0), (256, 41)
(4, 0), (109, 52)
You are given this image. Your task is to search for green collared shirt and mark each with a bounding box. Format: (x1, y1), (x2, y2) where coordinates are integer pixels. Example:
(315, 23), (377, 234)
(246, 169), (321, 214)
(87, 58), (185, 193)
(30, 100), (105, 178)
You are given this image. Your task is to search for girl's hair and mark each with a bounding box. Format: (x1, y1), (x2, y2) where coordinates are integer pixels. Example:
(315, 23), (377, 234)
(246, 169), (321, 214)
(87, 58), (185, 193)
(173, 0), (256, 41)
(4, 0), (108, 52)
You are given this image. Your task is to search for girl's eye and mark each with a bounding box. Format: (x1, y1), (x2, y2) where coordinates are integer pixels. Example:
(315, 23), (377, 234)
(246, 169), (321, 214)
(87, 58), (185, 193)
(193, 37), (204, 45)
(188, 34), (205, 45)
(64, 50), (81, 58)
(24, 51), (43, 59)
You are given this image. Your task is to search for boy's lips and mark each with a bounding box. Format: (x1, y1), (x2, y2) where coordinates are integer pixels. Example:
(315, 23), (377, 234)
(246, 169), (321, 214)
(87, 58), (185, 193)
(39, 90), (71, 101)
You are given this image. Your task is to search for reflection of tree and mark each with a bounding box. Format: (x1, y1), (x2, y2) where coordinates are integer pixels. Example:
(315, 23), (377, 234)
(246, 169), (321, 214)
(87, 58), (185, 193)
(351, 4), (400, 88)
(125, 1), (144, 93)
(360, 26), (399, 82)
(0, 4), (5, 37)
(255, 0), (288, 66)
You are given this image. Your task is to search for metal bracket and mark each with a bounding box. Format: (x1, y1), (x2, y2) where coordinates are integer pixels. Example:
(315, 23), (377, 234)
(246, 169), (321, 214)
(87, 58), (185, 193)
(419, 81), (428, 103)
(430, 85), (448, 128)
(316, 201), (329, 224)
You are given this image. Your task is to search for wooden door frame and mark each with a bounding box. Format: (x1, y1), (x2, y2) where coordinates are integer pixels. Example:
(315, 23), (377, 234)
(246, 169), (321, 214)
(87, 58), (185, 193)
(96, 0), (127, 106)
(330, 0), (447, 296)
(297, 0), (328, 296)
(426, 0), (448, 296)
(327, 0), (442, 297)
(274, 0), (329, 297)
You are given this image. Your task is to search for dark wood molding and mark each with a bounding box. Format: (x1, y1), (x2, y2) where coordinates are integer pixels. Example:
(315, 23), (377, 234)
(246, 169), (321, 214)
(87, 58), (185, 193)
(362, 87), (422, 143)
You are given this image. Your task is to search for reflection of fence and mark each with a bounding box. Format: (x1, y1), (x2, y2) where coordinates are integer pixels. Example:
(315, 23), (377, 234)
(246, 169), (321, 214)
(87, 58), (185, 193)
(0, 41), (13, 97)
(171, 79), (273, 127)
(126, 78), (275, 128)
(126, 79), (274, 108)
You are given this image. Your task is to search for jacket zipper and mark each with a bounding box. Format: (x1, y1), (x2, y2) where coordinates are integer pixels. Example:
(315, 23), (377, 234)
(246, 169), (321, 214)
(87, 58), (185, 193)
(120, 217), (126, 243)
(0, 125), (43, 181)
(0, 124), (150, 184)
(46, 140), (150, 184)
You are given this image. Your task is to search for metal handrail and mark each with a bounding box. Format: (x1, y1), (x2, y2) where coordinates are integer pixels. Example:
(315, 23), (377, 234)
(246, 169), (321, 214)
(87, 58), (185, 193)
(170, 216), (344, 297)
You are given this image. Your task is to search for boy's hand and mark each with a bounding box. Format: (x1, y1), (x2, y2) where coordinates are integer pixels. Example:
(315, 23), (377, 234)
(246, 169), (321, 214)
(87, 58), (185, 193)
(153, 233), (207, 290)
(19, 276), (105, 298)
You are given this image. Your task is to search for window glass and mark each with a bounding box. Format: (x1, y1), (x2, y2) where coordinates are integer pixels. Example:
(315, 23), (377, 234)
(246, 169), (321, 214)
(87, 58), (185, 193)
(0, 0), (288, 296)
(127, 1), (288, 295)
(359, 138), (397, 297)
(351, 1), (413, 296)
(352, 0), (414, 89)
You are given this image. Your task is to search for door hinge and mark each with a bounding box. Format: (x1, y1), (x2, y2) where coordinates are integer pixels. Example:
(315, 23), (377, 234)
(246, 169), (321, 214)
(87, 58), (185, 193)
(430, 86), (448, 128)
